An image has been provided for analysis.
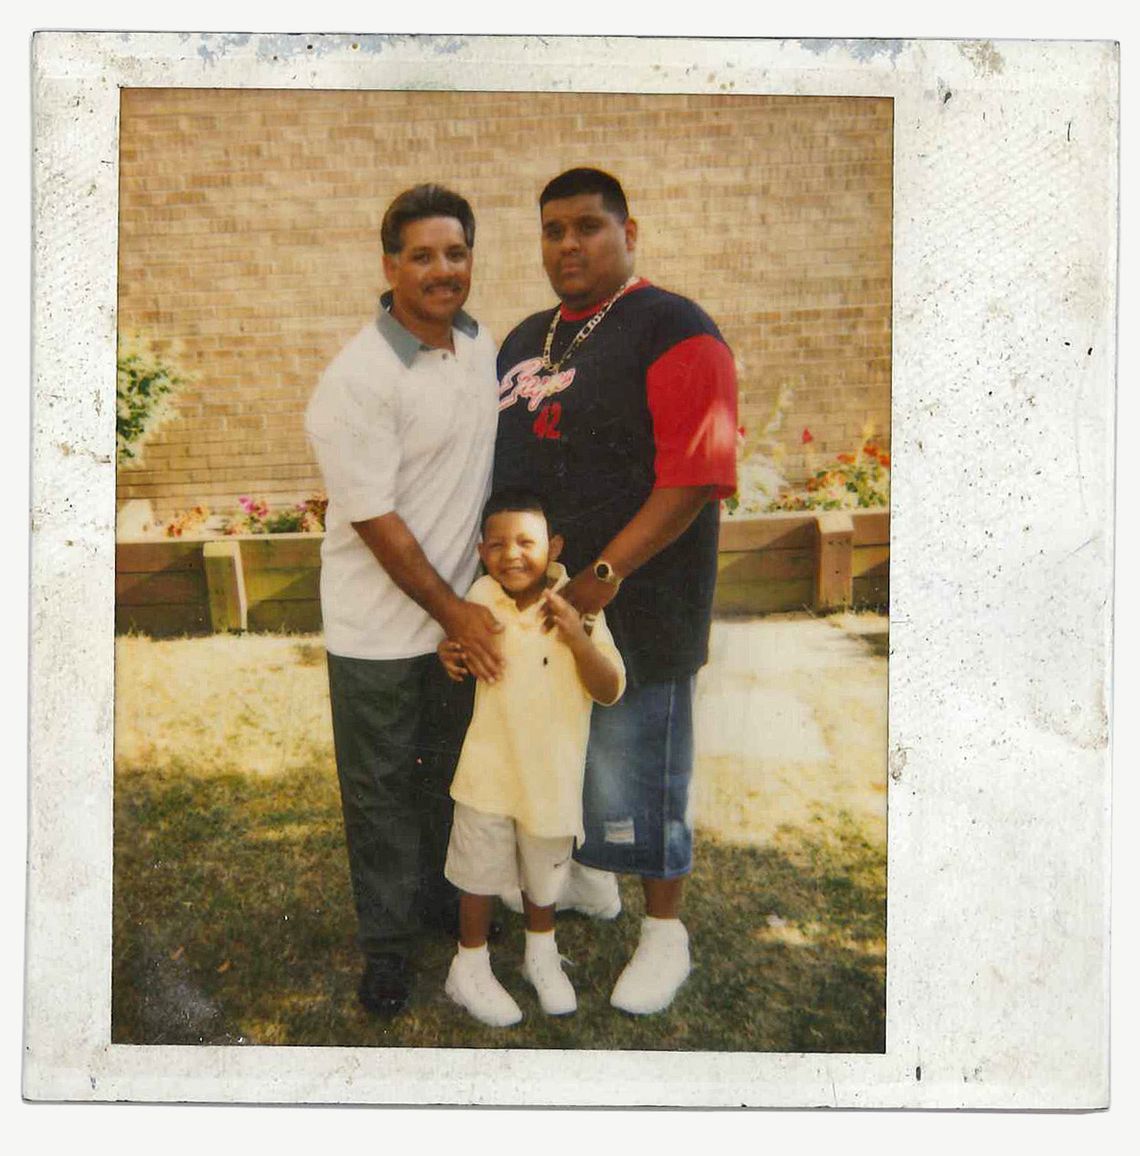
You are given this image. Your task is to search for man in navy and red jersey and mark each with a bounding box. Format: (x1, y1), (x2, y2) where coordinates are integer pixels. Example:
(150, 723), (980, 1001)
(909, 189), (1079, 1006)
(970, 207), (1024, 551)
(494, 168), (738, 1015)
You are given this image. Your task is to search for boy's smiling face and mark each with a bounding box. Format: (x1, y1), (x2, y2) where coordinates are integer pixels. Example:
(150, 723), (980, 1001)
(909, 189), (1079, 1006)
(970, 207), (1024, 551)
(479, 509), (563, 608)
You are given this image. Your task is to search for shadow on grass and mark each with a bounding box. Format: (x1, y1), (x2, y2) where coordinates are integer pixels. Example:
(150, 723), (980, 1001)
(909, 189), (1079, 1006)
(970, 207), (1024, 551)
(114, 762), (884, 1053)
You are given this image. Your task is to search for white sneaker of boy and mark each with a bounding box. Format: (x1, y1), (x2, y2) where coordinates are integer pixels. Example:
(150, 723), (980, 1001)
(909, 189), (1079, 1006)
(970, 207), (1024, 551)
(521, 933), (577, 1016)
(610, 917), (691, 1015)
(556, 862), (622, 919)
(445, 947), (523, 1027)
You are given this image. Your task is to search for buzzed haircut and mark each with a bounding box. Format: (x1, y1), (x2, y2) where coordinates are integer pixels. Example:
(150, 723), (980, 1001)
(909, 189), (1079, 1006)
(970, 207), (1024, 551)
(480, 487), (552, 534)
(380, 183), (476, 254)
(539, 167), (629, 222)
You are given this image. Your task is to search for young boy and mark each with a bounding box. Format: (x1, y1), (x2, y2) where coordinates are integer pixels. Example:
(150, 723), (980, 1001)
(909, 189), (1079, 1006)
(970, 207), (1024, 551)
(437, 488), (625, 1026)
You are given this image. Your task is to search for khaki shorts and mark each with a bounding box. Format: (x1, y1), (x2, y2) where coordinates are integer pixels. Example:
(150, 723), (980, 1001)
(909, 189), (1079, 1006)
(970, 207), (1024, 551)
(445, 802), (575, 908)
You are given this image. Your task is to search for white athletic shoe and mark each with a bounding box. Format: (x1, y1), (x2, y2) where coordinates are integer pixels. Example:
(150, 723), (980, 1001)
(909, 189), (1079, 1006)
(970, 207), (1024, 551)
(521, 934), (577, 1016)
(557, 863), (622, 919)
(610, 917), (691, 1015)
(444, 948), (523, 1027)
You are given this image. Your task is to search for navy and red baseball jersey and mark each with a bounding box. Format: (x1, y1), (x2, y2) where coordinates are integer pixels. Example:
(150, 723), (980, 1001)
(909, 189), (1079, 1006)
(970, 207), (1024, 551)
(494, 281), (738, 686)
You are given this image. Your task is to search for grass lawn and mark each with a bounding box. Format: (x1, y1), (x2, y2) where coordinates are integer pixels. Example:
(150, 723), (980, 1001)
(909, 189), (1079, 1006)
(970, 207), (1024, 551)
(113, 632), (886, 1052)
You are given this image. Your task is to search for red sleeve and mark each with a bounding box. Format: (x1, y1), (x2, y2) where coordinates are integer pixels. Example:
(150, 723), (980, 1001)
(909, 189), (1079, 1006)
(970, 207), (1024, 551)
(646, 334), (738, 497)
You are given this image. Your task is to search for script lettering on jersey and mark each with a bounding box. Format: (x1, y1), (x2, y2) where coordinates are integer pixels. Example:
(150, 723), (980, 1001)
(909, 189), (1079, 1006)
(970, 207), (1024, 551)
(498, 357), (576, 413)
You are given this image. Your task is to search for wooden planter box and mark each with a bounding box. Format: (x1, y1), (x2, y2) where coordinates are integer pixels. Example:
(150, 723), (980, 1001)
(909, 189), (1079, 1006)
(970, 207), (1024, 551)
(115, 509), (889, 636)
(715, 508), (889, 615)
(116, 539), (213, 637)
(116, 533), (323, 637)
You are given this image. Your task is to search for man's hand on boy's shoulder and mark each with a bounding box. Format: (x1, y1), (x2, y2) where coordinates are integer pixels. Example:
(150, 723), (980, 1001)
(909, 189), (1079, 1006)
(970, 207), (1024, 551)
(440, 598), (505, 684)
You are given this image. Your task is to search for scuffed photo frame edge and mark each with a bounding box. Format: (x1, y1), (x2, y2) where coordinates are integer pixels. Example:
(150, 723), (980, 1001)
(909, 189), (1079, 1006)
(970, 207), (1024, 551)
(25, 31), (1116, 1108)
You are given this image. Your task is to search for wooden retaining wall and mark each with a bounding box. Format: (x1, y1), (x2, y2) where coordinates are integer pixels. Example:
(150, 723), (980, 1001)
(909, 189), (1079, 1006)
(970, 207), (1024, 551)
(115, 511), (889, 637)
(238, 536), (323, 634)
(117, 533), (322, 638)
(714, 509), (889, 616)
(116, 539), (212, 637)
(714, 514), (817, 614)
(852, 510), (891, 608)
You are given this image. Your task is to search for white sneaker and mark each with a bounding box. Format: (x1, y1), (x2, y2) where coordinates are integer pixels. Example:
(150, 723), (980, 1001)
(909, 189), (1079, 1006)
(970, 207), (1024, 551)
(445, 948), (522, 1027)
(556, 863), (622, 919)
(610, 917), (691, 1015)
(521, 933), (577, 1016)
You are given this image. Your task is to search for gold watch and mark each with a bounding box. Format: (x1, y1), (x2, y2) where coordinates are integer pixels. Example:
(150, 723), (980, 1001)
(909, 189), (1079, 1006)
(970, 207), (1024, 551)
(592, 559), (622, 588)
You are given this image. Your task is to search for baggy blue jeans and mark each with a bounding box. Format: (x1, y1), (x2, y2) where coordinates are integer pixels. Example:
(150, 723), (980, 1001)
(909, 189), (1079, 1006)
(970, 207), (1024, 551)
(575, 676), (695, 879)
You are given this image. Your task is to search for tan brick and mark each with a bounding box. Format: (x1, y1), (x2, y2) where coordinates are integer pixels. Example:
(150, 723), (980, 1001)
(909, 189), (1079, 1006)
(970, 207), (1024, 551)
(118, 91), (891, 499)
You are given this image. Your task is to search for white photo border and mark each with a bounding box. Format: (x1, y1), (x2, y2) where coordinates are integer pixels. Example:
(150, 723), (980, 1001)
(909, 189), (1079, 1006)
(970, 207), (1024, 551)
(26, 31), (1116, 1108)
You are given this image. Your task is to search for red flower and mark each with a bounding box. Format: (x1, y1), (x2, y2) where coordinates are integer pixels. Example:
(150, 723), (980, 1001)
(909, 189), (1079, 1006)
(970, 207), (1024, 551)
(837, 452), (855, 464)
(801, 428), (814, 445)
(879, 453), (891, 468)
(863, 442), (880, 457)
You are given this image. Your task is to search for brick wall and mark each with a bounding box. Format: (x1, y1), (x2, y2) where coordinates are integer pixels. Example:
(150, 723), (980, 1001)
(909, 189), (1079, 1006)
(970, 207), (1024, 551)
(117, 89), (892, 521)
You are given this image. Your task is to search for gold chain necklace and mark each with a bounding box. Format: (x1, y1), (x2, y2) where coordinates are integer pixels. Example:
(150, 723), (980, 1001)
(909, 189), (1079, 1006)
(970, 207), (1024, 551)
(540, 276), (638, 374)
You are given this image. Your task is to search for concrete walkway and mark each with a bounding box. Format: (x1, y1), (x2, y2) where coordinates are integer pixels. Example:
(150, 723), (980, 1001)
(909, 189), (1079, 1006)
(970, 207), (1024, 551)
(692, 613), (888, 846)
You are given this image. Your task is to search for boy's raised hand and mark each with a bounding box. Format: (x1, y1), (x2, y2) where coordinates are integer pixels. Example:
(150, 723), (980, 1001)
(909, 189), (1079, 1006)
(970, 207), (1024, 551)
(436, 638), (469, 682)
(541, 588), (589, 646)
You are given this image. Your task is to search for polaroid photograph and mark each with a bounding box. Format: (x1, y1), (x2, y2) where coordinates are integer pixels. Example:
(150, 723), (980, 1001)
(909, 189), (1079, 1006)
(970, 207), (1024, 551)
(25, 31), (1116, 1108)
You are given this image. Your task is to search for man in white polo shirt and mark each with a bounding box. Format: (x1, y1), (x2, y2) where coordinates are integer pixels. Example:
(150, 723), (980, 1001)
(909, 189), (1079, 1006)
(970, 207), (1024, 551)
(305, 184), (502, 1018)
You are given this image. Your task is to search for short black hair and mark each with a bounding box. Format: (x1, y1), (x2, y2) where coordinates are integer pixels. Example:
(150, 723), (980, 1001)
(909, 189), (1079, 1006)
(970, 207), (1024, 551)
(539, 167), (629, 222)
(380, 183), (476, 254)
(480, 487), (552, 534)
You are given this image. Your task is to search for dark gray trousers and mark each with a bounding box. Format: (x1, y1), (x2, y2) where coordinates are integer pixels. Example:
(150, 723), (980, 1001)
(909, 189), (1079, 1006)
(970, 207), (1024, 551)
(325, 650), (473, 960)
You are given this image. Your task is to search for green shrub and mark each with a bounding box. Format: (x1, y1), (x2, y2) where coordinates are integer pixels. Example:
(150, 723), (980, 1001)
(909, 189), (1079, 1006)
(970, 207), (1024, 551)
(117, 335), (185, 465)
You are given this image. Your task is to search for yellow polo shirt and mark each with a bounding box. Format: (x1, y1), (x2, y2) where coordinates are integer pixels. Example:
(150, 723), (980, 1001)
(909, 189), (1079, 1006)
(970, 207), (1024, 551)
(449, 565), (626, 842)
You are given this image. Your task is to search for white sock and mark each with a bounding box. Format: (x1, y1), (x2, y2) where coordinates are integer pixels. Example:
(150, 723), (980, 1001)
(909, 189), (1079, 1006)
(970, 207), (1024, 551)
(524, 929), (558, 961)
(642, 916), (686, 939)
(456, 942), (490, 964)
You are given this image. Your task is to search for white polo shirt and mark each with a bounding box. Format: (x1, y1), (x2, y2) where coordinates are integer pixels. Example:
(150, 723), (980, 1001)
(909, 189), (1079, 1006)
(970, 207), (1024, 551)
(305, 296), (498, 660)
(449, 566), (627, 842)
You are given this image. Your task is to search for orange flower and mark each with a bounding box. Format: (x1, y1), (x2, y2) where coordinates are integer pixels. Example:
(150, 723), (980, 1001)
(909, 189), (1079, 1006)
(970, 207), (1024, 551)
(837, 452), (855, 464)
(879, 453), (891, 468)
(863, 442), (880, 457)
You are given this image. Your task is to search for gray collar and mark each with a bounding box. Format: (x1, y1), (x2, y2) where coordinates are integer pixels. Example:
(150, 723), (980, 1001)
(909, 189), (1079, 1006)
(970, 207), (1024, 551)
(376, 291), (479, 367)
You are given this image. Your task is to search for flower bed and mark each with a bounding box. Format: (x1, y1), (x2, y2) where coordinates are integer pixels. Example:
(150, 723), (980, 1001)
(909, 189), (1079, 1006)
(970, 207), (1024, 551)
(116, 507), (888, 638)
